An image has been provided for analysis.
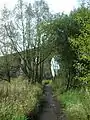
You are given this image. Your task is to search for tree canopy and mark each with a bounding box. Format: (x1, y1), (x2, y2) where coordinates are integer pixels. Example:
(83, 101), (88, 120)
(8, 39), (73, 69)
(0, 0), (89, 88)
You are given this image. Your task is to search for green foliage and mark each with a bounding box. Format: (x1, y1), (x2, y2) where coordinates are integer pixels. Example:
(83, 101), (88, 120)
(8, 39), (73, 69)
(0, 77), (42, 120)
(43, 5), (90, 88)
(55, 89), (90, 120)
(42, 79), (52, 85)
(69, 7), (90, 86)
(52, 77), (67, 94)
(39, 2), (90, 120)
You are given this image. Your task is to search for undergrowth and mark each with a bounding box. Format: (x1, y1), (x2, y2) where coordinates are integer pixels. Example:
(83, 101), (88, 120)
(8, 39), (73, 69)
(52, 78), (90, 120)
(42, 79), (52, 86)
(0, 77), (42, 120)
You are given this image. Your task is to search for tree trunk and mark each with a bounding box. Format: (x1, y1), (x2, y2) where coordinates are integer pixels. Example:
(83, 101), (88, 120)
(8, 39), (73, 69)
(7, 70), (11, 83)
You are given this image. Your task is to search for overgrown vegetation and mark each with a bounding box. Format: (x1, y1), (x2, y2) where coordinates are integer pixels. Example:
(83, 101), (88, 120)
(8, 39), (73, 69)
(42, 79), (52, 86)
(55, 87), (90, 120)
(52, 76), (90, 120)
(59, 90), (90, 120)
(43, 1), (90, 118)
(0, 77), (42, 120)
(0, 0), (90, 119)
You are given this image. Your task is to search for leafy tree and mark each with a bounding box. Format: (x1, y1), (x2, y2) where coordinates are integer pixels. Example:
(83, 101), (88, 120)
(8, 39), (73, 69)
(69, 6), (90, 86)
(41, 6), (90, 89)
(3, 0), (52, 83)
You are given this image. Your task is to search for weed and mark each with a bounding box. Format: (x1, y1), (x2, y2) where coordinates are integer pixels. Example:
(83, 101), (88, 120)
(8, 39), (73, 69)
(0, 77), (42, 120)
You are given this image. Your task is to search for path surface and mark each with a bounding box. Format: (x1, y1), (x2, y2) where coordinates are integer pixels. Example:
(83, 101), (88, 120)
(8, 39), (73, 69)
(38, 85), (67, 120)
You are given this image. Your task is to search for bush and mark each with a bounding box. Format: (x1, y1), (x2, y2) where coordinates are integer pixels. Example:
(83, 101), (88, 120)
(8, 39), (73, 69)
(42, 80), (52, 86)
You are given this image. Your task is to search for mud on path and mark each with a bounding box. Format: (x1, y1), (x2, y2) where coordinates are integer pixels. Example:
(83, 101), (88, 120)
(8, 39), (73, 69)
(38, 85), (67, 120)
(26, 85), (67, 120)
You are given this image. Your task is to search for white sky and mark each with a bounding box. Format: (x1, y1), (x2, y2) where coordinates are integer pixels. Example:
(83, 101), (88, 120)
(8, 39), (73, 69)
(0, 0), (79, 14)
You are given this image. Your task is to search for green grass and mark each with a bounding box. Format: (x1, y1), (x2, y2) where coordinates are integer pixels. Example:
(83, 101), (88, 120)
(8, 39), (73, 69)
(54, 88), (90, 120)
(59, 90), (86, 120)
(0, 77), (42, 120)
(52, 78), (90, 120)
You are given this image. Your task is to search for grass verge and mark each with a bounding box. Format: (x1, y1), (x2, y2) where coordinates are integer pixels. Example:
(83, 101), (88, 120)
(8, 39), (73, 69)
(52, 79), (90, 120)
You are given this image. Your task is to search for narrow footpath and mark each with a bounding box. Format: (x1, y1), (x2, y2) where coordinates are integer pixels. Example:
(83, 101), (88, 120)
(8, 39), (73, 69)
(38, 85), (67, 120)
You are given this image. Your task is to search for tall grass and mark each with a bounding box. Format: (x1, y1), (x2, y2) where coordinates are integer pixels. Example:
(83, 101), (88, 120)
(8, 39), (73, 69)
(52, 78), (90, 120)
(56, 89), (90, 120)
(0, 77), (42, 120)
(59, 90), (87, 120)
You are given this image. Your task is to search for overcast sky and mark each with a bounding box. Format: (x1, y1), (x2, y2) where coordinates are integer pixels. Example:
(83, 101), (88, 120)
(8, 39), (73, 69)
(0, 0), (79, 14)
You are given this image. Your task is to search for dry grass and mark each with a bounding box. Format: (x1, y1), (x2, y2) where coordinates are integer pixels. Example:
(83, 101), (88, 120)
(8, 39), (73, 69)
(0, 77), (42, 120)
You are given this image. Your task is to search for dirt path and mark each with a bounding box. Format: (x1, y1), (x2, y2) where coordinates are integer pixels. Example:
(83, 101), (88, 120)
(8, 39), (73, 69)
(38, 85), (67, 120)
